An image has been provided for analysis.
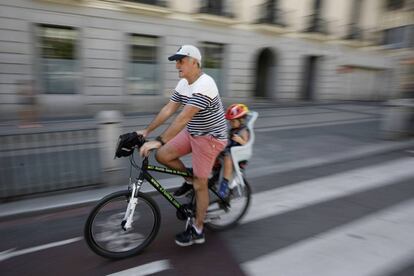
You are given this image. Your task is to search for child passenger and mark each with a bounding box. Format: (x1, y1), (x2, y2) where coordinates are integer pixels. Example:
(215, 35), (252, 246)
(218, 103), (250, 197)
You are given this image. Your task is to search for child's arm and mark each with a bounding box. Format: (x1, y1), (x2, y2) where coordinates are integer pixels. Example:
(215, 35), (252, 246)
(231, 129), (249, 145)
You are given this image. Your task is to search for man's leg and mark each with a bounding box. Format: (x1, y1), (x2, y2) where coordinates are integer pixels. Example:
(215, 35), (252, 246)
(155, 130), (194, 197)
(155, 129), (191, 173)
(175, 135), (227, 246)
(192, 176), (209, 230)
(155, 145), (187, 172)
(190, 136), (227, 231)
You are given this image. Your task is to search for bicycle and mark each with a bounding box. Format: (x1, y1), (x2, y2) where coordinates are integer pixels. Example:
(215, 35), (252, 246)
(84, 141), (251, 259)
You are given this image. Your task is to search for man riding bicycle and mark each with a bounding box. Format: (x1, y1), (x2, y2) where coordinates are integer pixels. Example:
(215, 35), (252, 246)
(137, 45), (228, 246)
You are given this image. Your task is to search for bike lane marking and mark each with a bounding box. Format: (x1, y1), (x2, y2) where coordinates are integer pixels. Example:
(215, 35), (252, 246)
(248, 140), (414, 178)
(0, 236), (82, 262)
(0, 232), (172, 275)
(241, 198), (414, 276)
(243, 157), (414, 224)
(106, 259), (171, 276)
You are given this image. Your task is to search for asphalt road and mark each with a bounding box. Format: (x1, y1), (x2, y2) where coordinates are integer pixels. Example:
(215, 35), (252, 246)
(1, 148), (414, 276)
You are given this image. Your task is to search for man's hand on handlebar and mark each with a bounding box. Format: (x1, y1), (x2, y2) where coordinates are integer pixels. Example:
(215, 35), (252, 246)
(136, 129), (149, 139)
(139, 140), (163, 157)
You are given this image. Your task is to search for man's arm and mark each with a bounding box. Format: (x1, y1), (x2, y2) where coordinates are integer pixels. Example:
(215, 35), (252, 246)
(159, 105), (200, 143)
(139, 104), (200, 157)
(137, 101), (181, 137)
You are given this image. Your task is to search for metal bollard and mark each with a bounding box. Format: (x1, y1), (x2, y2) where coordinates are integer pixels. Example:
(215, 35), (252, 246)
(382, 99), (414, 140)
(96, 110), (124, 185)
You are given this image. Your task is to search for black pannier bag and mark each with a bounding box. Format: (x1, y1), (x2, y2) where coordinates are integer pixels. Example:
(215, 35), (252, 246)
(115, 132), (145, 158)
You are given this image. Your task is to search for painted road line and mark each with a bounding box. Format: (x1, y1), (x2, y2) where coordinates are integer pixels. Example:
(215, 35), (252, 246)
(243, 157), (414, 224)
(0, 237), (83, 262)
(107, 260), (171, 276)
(247, 139), (414, 178)
(255, 118), (379, 132)
(242, 198), (414, 276)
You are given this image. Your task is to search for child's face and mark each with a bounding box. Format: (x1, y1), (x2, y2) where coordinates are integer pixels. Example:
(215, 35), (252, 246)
(230, 119), (241, 128)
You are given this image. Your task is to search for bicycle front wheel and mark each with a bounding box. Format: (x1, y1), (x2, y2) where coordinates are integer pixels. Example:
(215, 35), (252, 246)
(205, 179), (251, 231)
(84, 190), (160, 259)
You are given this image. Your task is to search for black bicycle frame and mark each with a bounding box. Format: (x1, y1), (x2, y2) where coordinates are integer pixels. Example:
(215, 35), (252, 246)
(137, 157), (192, 219)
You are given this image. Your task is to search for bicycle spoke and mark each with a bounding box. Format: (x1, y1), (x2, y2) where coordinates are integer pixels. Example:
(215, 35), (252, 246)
(84, 191), (160, 259)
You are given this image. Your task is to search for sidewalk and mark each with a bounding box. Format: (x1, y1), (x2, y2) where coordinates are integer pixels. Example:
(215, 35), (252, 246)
(1, 103), (413, 219)
(0, 177), (182, 219)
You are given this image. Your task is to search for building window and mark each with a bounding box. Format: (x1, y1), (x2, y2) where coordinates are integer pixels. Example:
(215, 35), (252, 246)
(346, 0), (363, 39)
(408, 25), (414, 48)
(201, 42), (225, 93)
(199, 0), (234, 17)
(38, 25), (79, 94)
(257, 0), (286, 26)
(128, 35), (159, 95)
(386, 0), (405, 10)
(383, 26), (408, 48)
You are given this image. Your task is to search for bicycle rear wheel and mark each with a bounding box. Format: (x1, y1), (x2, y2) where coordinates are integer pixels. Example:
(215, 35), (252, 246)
(84, 190), (160, 259)
(205, 179), (251, 231)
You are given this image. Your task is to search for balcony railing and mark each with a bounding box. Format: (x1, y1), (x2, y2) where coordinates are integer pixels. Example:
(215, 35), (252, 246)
(124, 0), (167, 7)
(199, 0), (234, 18)
(257, 7), (287, 27)
(344, 26), (382, 45)
(386, 0), (405, 10)
(256, 0), (286, 26)
(304, 14), (329, 35)
(345, 25), (363, 40)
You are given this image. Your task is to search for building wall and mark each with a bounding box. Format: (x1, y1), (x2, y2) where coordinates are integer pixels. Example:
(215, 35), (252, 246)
(0, 0), (396, 119)
(281, 0), (312, 32)
(323, 0), (351, 38)
(360, 0), (382, 31)
(379, 0), (414, 97)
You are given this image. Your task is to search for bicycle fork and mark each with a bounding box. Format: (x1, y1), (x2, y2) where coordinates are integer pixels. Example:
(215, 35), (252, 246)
(121, 178), (144, 231)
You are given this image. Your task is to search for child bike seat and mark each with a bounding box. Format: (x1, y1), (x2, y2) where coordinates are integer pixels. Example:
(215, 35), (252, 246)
(230, 111), (258, 184)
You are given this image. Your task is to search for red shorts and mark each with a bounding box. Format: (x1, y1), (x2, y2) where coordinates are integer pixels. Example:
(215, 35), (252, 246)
(167, 129), (227, 178)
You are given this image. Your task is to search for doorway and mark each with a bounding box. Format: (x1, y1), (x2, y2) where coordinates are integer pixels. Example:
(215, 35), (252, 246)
(301, 56), (319, 101)
(255, 48), (276, 98)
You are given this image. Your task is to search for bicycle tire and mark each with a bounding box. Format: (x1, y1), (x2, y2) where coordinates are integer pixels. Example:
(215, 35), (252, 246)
(205, 179), (251, 231)
(84, 190), (161, 259)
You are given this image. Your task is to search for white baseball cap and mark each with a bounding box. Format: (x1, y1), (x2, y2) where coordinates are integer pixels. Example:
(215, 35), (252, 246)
(168, 45), (202, 64)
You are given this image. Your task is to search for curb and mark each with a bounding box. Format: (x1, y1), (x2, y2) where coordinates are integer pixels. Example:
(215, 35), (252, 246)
(0, 177), (182, 220)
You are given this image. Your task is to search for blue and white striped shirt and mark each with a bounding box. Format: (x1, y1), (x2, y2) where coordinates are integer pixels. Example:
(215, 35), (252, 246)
(170, 74), (227, 140)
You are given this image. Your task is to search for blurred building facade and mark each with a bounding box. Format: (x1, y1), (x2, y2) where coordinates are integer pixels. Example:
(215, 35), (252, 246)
(0, 0), (413, 118)
(379, 0), (414, 99)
